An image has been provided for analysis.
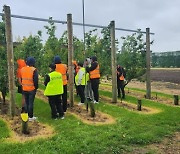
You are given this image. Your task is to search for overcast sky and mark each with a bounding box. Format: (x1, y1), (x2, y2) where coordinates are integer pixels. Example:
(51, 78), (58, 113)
(1, 0), (180, 52)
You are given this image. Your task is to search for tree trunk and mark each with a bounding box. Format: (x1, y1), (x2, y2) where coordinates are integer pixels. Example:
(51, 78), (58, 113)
(67, 14), (74, 107)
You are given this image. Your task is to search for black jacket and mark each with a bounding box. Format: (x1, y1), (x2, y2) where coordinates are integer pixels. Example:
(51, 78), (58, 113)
(117, 67), (126, 79)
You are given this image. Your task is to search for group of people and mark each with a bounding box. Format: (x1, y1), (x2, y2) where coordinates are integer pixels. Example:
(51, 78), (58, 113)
(73, 56), (101, 105)
(16, 55), (102, 121)
(16, 55), (126, 121)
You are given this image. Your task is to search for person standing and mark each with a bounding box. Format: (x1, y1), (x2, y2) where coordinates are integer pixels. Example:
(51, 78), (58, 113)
(21, 57), (38, 121)
(54, 56), (68, 112)
(84, 58), (94, 101)
(75, 62), (86, 105)
(44, 64), (64, 119)
(16, 59), (26, 112)
(117, 65), (126, 99)
(86, 56), (100, 104)
(73, 60), (80, 96)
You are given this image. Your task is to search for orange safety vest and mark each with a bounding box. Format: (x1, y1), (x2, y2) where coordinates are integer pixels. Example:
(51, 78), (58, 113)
(90, 64), (100, 79)
(55, 64), (68, 85)
(21, 66), (36, 91)
(119, 74), (125, 80)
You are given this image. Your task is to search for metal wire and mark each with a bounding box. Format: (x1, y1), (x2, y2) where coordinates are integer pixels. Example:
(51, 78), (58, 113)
(0, 12), (155, 35)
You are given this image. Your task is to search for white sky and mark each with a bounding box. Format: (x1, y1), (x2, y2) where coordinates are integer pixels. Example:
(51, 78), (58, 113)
(1, 0), (180, 52)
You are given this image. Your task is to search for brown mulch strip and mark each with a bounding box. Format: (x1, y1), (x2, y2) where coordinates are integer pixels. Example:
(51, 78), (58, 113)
(36, 89), (116, 125)
(100, 95), (161, 114)
(68, 104), (116, 125)
(100, 84), (179, 107)
(132, 132), (180, 154)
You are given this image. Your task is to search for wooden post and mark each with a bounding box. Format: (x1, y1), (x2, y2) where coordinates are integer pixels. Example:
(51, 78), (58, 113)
(4, 5), (16, 117)
(67, 14), (74, 107)
(90, 102), (95, 117)
(110, 21), (117, 103)
(137, 99), (142, 111)
(146, 28), (151, 99)
(21, 113), (29, 134)
(155, 93), (158, 99)
(174, 95), (179, 105)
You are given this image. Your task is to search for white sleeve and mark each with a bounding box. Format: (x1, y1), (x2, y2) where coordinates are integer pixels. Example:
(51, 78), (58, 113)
(78, 70), (84, 85)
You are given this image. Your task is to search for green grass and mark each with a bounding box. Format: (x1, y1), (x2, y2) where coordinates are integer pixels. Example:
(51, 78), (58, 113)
(0, 119), (10, 140)
(39, 83), (45, 90)
(101, 82), (175, 99)
(126, 87), (174, 98)
(0, 87), (180, 153)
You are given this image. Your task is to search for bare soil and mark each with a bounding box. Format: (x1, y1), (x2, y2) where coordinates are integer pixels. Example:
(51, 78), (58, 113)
(127, 80), (180, 96)
(151, 68), (180, 84)
(0, 101), (54, 143)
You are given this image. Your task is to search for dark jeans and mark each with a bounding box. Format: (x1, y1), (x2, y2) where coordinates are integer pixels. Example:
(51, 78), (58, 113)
(48, 95), (64, 119)
(91, 78), (100, 102)
(77, 85), (85, 103)
(117, 80), (125, 98)
(62, 85), (67, 112)
(23, 90), (36, 118)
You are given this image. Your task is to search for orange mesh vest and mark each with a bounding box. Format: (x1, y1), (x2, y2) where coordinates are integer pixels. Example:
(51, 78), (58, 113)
(55, 64), (67, 85)
(21, 66), (36, 91)
(119, 74), (124, 80)
(90, 64), (100, 79)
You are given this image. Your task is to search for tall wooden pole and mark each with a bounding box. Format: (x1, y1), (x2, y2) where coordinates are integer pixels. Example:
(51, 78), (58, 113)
(146, 28), (151, 99)
(110, 21), (117, 103)
(3, 5), (16, 117)
(67, 14), (74, 107)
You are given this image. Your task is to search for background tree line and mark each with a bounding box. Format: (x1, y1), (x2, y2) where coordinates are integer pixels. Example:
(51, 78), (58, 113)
(151, 51), (180, 68)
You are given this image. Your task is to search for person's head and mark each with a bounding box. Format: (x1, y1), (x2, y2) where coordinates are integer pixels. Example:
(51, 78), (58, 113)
(77, 62), (83, 67)
(91, 56), (97, 62)
(26, 57), (35, 66)
(17, 59), (26, 69)
(85, 58), (91, 65)
(54, 55), (61, 64)
(49, 63), (56, 72)
(72, 60), (77, 66)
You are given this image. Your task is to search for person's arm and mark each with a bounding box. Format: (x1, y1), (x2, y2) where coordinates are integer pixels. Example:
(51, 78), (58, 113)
(33, 69), (38, 90)
(44, 74), (50, 86)
(86, 62), (98, 72)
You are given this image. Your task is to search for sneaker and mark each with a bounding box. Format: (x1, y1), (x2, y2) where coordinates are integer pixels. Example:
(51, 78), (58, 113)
(93, 101), (99, 104)
(60, 116), (65, 120)
(78, 102), (84, 106)
(29, 116), (37, 121)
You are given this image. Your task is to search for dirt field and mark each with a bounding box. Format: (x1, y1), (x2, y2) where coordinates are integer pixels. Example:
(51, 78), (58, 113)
(125, 68), (180, 95)
(151, 68), (180, 84)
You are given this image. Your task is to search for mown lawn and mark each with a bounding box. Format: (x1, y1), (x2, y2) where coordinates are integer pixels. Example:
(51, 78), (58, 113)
(0, 87), (179, 154)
